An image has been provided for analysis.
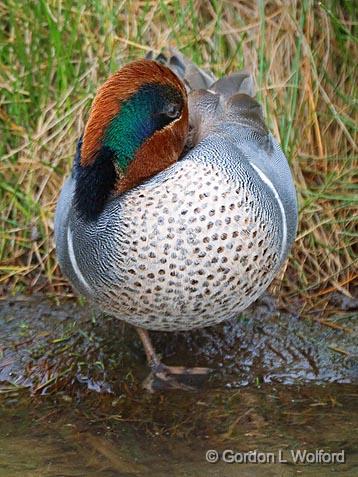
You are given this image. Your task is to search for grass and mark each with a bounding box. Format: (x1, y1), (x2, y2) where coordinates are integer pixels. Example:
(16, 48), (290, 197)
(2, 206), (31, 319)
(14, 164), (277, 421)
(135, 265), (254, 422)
(0, 0), (357, 319)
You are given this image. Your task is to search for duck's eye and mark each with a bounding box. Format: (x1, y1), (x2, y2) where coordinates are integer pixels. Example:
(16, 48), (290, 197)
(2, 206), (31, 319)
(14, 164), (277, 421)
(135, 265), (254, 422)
(164, 103), (181, 119)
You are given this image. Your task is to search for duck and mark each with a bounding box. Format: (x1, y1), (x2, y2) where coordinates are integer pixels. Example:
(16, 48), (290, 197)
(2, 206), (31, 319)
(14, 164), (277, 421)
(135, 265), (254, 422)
(54, 49), (298, 392)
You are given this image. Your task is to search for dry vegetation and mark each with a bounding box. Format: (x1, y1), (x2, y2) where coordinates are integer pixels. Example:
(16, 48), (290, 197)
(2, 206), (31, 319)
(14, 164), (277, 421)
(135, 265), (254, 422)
(0, 1), (357, 319)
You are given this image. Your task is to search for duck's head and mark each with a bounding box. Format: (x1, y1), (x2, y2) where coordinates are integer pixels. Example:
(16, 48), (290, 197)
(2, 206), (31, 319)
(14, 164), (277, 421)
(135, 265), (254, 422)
(75, 59), (188, 220)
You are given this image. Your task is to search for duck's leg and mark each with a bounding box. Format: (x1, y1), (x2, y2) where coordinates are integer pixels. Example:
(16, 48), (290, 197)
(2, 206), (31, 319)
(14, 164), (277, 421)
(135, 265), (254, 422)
(135, 327), (211, 392)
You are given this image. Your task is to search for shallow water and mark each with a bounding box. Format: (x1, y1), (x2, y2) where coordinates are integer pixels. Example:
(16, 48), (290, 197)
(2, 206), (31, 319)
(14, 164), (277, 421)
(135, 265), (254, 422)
(0, 295), (357, 476)
(1, 384), (357, 476)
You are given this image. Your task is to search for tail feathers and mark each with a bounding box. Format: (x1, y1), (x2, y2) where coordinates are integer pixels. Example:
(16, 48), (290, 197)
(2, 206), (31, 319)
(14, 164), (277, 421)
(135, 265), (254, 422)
(146, 48), (216, 91)
(210, 71), (255, 99)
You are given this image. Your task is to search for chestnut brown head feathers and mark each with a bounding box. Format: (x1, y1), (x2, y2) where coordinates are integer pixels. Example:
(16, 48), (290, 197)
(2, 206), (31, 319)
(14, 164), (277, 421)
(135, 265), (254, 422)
(75, 59), (188, 219)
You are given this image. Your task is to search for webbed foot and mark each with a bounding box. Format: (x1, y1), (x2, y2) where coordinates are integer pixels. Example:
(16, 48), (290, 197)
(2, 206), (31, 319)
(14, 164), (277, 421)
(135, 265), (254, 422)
(136, 327), (211, 393)
(143, 362), (211, 392)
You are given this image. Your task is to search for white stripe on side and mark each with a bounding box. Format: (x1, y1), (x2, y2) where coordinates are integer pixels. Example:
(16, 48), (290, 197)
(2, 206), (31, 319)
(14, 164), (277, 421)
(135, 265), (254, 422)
(250, 162), (287, 261)
(67, 226), (92, 293)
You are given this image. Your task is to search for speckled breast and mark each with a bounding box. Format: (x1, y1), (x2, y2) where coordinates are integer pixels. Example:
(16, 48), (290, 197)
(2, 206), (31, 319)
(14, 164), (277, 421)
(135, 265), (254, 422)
(74, 157), (283, 331)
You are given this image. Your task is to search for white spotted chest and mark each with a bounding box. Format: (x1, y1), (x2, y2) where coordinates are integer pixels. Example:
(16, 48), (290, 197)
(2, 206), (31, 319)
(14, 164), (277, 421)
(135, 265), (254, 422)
(89, 161), (282, 330)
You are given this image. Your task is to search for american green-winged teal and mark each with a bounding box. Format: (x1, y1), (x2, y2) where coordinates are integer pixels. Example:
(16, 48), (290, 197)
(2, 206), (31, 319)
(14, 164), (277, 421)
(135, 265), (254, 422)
(55, 50), (298, 391)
